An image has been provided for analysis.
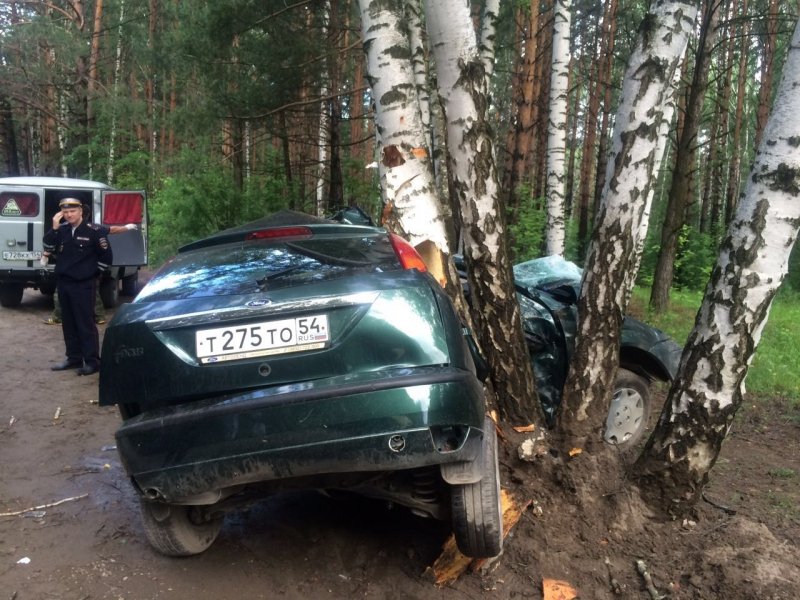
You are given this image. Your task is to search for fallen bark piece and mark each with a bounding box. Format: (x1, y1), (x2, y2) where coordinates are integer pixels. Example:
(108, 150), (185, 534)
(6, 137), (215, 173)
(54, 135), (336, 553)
(636, 559), (662, 600)
(428, 489), (532, 587)
(512, 424), (536, 433)
(543, 578), (578, 600)
(0, 493), (89, 517)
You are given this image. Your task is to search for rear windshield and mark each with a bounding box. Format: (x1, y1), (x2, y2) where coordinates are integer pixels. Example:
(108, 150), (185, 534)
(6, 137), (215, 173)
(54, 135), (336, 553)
(137, 232), (401, 301)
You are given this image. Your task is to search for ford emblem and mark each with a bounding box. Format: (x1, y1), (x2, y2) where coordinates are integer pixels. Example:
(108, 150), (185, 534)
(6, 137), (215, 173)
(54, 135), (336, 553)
(245, 299), (271, 307)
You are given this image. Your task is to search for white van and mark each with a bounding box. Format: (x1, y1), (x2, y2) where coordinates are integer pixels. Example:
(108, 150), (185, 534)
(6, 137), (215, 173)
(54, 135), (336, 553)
(0, 176), (147, 308)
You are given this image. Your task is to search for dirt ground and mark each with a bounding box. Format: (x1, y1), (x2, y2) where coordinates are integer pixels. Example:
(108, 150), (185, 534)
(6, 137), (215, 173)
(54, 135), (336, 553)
(1, 288), (799, 599)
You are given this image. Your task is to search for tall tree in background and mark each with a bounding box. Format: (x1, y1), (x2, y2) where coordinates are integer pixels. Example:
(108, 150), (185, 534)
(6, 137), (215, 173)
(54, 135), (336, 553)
(544, 0), (571, 256)
(558, 0), (699, 449)
(650, 0), (722, 313)
(635, 17), (800, 515)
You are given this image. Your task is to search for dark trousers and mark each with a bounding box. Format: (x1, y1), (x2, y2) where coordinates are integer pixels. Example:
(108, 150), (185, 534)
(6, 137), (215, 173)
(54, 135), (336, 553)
(57, 278), (100, 368)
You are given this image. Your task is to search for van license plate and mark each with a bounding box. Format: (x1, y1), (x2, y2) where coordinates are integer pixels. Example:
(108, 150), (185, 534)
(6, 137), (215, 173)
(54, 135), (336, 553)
(196, 314), (329, 363)
(3, 251), (42, 260)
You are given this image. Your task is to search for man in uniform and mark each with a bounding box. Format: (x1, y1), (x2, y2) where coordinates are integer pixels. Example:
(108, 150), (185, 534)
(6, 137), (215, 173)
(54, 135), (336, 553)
(44, 197), (113, 375)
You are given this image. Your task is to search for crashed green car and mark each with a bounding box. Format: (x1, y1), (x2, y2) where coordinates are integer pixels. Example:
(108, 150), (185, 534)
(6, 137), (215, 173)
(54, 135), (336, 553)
(100, 211), (501, 558)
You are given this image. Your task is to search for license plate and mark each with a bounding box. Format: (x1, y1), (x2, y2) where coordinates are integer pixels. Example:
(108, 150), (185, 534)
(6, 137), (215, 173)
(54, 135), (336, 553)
(2, 251), (42, 260)
(196, 314), (329, 364)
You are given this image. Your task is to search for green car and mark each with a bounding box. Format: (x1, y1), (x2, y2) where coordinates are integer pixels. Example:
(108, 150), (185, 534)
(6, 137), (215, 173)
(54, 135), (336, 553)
(100, 211), (501, 558)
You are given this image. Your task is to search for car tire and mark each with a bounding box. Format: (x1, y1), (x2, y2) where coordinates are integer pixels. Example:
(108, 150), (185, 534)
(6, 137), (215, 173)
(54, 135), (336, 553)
(0, 283), (24, 308)
(99, 277), (118, 309)
(139, 500), (224, 557)
(604, 368), (652, 446)
(451, 417), (503, 558)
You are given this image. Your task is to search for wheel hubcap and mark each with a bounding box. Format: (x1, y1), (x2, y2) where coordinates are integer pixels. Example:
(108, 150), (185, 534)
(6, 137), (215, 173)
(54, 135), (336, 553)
(604, 387), (644, 444)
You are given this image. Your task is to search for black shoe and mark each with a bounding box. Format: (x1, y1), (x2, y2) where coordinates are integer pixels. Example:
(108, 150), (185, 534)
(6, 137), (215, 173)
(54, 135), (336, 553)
(51, 360), (82, 371)
(76, 364), (100, 376)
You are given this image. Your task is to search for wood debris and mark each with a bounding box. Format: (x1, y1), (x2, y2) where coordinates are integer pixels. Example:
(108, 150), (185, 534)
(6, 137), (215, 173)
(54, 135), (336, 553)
(0, 493), (89, 518)
(543, 578), (578, 600)
(428, 489), (532, 587)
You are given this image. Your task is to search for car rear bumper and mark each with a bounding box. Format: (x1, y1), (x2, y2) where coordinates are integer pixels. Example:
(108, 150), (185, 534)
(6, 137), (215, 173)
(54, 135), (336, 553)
(115, 367), (486, 502)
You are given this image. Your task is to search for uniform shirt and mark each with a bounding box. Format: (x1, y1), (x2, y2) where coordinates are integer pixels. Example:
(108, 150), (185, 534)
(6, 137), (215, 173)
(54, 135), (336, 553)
(43, 221), (113, 282)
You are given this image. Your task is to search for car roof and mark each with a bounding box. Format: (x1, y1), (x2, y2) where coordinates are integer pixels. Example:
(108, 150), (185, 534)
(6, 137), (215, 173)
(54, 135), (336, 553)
(0, 176), (111, 189)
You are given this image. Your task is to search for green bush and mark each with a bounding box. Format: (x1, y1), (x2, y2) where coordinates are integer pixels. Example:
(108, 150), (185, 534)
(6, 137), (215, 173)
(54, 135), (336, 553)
(507, 186), (546, 263)
(674, 225), (716, 290)
(148, 156), (290, 266)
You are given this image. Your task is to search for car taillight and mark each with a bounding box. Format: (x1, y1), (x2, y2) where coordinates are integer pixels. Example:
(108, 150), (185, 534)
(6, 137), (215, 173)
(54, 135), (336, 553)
(245, 226), (313, 240)
(389, 233), (428, 272)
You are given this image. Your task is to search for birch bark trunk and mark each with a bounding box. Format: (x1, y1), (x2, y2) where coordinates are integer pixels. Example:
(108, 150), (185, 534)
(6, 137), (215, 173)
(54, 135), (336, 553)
(544, 0), (571, 256)
(358, 0), (448, 253)
(558, 0), (698, 447)
(635, 18), (800, 516)
(424, 0), (541, 423)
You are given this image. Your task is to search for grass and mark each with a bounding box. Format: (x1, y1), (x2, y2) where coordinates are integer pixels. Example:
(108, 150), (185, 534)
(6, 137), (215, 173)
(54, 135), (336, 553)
(629, 287), (800, 401)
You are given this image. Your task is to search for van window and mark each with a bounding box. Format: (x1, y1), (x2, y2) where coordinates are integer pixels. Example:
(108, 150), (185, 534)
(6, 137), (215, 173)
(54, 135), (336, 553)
(1, 192), (39, 217)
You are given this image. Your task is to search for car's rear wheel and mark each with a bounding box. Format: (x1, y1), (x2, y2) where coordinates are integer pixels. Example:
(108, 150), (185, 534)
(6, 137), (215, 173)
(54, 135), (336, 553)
(604, 368), (652, 446)
(139, 500), (223, 557)
(451, 417), (503, 558)
(0, 283), (24, 308)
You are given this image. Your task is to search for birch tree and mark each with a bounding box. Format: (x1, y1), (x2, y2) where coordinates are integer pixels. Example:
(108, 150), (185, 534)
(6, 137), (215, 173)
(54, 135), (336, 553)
(650, 0), (721, 312)
(558, 0), (699, 447)
(634, 16), (800, 516)
(424, 0), (540, 423)
(357, 0), (450, 274)
(544, 0), (571, 256)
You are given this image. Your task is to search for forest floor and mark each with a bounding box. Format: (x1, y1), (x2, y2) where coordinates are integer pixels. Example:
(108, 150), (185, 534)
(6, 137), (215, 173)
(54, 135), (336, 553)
(1, 288), (799, 599)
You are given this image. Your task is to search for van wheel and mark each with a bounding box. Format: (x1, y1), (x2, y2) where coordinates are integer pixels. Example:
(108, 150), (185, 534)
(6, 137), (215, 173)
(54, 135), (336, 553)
(139, 500), (223, 557)
(450, 417), (503, 558)
(99, 278), (118, 308)
(121, 272), (139, 297)
(0, 283), (24, 308)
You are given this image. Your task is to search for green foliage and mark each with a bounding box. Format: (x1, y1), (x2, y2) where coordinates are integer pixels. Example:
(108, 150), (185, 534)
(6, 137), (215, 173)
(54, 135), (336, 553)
(507, 186), (546, 262)
(673, 225), (716, 290)
(638, 225), (717, 291)
(630, 287), (800, 400)
(148, 152), (290, 266)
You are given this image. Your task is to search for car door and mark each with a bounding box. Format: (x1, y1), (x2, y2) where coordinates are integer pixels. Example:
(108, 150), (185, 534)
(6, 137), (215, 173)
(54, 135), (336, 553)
(101, 190), (147, 266)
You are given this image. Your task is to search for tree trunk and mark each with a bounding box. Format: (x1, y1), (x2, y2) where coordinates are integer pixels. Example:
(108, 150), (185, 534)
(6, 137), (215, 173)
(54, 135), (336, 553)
(358, 0), (447, 250)
(480, 0), (500, 84)
(575, 6), (603, 261)
(725, 0), (750, 223)
(650, 0), (721, 313)
(558, 0), (698, 448)
(425, 0), (541, 425)
(107, 0), (126, 183)
(544, 0), (571, 256)
(754, 0), (779, 149)
(635, 18), (800, 516)
(508, 3), (541, 207)
(592, 0), (619, 218)
(0, 91), (20, 176)
(703, 0), (734, 235)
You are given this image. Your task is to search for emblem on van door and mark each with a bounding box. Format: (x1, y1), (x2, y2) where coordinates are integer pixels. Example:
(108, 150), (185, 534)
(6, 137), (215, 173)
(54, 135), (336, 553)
(2, 198), (22, 216)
